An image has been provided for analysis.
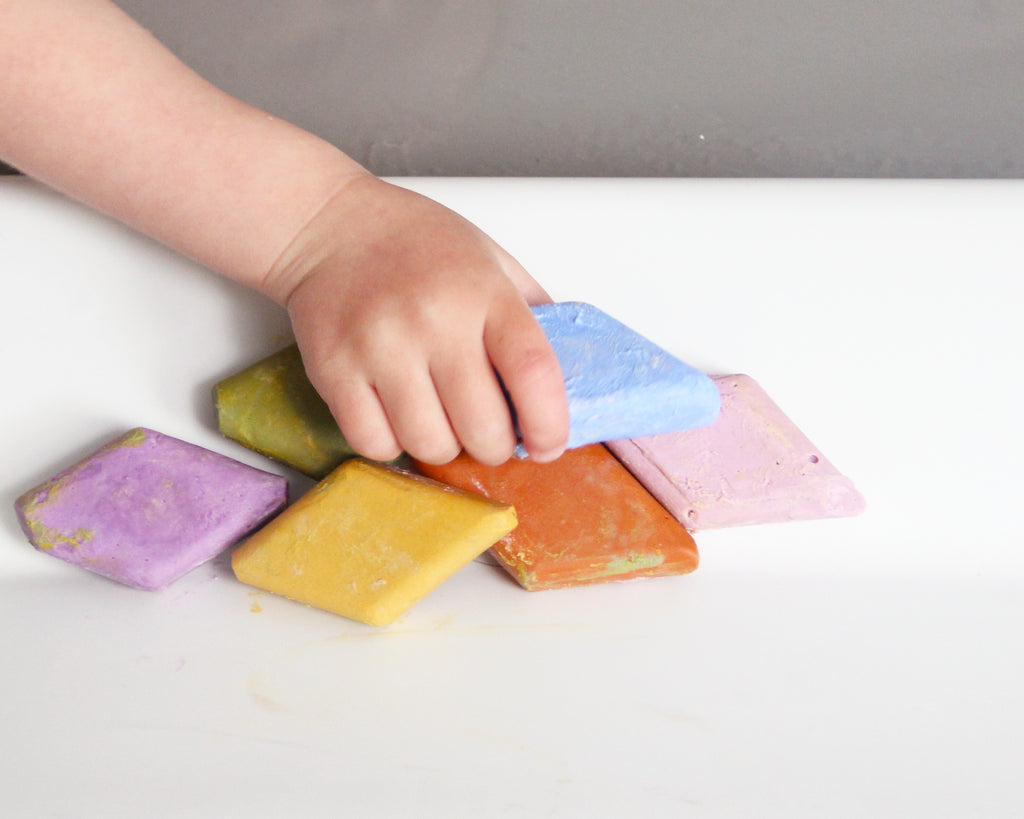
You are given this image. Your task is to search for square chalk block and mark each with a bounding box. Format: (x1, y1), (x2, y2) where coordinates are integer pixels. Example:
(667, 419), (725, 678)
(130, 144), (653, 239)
(215, 344), (359, 479)
(231, 459), (518, 626)
(527, 302), (720, 452)
(607, 374), (866, 530)
(15, 428), (288, 590)
(415, 444), (699, 591)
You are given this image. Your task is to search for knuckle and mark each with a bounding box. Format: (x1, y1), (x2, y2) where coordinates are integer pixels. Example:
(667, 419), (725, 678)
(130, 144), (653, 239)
(508, 343), (562, 387)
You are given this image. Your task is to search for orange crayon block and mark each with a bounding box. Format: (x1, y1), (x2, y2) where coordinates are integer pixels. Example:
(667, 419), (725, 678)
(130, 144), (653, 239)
(414, 445), (699, 591)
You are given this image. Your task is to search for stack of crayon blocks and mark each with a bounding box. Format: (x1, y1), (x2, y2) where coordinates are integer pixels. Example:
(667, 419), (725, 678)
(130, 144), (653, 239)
(15, 303), (864, 626)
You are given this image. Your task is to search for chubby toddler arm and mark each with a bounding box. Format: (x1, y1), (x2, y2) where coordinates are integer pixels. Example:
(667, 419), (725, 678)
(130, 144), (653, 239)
(0, 0), (569, 464)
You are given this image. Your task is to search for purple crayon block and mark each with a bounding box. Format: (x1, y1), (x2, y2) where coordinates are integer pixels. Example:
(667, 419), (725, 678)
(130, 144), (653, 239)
(519, 302), (720, 455)
(607, 375), (866, 530)
(15, 428), (288, 590)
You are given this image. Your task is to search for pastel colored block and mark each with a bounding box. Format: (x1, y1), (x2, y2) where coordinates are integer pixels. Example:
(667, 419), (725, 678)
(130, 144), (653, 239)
(15, 428), (288, 590)
(521, 302), (720, 454)
(215, 344), (359, 479)
(414, 444), (699, 591)
(231, 459), (518, 625)
(607, 374), (866, 530)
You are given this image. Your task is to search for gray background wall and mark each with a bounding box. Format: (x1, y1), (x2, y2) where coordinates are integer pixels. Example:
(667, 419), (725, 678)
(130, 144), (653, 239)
(9, 2), (1024, 177)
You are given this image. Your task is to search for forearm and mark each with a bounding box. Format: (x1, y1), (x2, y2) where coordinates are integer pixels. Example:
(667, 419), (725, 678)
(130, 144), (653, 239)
(0, 0), (366, 294)
(1, 0), (570, 464)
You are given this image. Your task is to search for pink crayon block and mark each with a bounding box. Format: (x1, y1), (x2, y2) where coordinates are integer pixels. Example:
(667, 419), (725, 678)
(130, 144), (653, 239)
(15, 428), (288, 590)
(607, 375), (865, 530)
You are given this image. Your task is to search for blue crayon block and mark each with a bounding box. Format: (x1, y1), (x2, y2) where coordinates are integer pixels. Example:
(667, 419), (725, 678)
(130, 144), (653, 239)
(520, 302), (720, 454)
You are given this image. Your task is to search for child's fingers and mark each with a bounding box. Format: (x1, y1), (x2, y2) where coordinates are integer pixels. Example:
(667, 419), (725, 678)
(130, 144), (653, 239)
(373, 366), (461, 465)
(318, 375), (404, 463)
(485, 297), (569, 462)
(430, 351), (518, 466)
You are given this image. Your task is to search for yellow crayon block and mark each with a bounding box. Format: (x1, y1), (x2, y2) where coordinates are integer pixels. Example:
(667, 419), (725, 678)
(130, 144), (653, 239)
(231, 459), (517, 626)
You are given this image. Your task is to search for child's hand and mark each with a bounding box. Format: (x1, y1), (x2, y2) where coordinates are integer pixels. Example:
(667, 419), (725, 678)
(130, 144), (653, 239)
(265, 175), (570, 466)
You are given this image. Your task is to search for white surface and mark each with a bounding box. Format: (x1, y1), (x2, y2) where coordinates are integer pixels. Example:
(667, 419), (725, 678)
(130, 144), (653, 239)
(2, 176), (1022, 817)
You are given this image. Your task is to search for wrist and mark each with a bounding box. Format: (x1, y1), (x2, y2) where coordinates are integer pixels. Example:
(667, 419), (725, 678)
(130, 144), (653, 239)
(259, 170), (383, 307)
